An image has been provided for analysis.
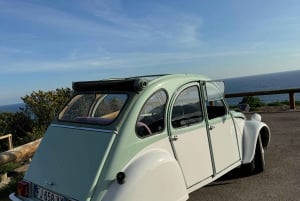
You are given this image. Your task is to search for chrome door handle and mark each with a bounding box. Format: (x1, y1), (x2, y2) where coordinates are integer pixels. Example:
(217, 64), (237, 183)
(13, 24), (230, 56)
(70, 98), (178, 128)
(171, 135), (179, 141)
(209, 125), (215, 130)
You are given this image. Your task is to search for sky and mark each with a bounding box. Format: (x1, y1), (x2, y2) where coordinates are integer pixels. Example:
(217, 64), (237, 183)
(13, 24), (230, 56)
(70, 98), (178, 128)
(0, 0), (300, 105)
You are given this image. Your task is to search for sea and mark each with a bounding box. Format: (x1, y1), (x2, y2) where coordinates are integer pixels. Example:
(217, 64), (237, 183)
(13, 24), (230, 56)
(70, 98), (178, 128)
(0, 70), (299, 112)
(224, 70), (300, 105)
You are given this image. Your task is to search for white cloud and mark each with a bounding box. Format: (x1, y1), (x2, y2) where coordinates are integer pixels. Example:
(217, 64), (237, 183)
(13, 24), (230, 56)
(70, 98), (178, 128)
(0, 1), (134, 39)
(291, 53), (300, 57)
(0, 47), (32, 54)
(0, 1), (258, 78)
(1, 0), (205, 50)
(0, 50), (253, 74)
(176, 23), (202, 47)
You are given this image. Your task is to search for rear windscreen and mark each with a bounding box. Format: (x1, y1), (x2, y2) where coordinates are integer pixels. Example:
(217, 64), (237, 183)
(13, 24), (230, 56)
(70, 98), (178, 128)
(58, 93), (128, 125)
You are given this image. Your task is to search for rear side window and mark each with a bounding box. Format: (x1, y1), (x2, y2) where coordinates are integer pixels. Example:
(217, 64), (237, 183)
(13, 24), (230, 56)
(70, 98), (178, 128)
(206, 99), (227, 120)
(171, 86), (203, 128)
(136, 90), (167, 137)
(59, 93), (127, 125)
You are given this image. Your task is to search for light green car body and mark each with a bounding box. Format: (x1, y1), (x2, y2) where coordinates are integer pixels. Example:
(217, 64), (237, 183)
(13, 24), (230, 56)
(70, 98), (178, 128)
(10, 74), (270, 201)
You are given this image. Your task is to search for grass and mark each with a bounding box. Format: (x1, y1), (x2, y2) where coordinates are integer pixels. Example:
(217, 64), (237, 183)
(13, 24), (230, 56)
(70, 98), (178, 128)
(0, 163), (21, 175)
(267, 100), (300, 106)
(0, 162), (24, 200)
(230, 99), (300, 111)
(0, 172), (24, 200)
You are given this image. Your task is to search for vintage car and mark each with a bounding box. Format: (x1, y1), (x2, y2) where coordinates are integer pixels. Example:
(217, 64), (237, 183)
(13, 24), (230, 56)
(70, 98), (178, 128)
(10, 74), (271, 201)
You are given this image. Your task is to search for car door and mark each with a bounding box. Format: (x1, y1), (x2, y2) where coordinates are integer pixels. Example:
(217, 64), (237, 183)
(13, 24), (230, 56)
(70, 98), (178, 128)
(169, 83), (213, 188)
(205, 82), (241, 174)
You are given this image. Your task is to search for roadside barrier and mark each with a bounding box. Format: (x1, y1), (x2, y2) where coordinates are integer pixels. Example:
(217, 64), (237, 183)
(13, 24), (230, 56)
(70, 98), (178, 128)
(226, 88), (300, 109)
(0, 134), (13, 151)
(0, 139), (41, 166)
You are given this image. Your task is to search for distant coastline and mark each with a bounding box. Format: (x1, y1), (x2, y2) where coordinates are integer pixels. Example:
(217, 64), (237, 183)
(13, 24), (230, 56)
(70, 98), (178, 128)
(1, 70), (299, 112)
(224, 70), (300, 105)
(0, 103), (24, 113)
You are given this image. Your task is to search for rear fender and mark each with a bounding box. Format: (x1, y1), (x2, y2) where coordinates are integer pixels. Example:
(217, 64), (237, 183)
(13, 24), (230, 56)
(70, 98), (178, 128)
(103, 149), (188, 201)
(242, 120), (271, 164)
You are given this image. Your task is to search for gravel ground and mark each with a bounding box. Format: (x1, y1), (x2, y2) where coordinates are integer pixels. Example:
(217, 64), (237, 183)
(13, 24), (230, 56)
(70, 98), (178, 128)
(2, 110), (300, 201)
(189, 111), (300, 201)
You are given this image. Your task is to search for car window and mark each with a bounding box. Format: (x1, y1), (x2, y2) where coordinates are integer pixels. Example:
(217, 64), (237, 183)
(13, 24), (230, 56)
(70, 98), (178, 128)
(59, 93), (127, 125)
(171, 86), (204, 128)
(206, 99), (227, 120)
(205, 81), (224, 101)
(136, 90), (167, 137)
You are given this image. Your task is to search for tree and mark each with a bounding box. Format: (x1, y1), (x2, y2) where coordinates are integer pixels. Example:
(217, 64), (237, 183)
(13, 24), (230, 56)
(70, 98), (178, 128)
(239, 96), (265, 111)
(0, 88), (72, 151)
(0, 112), (34, 151)
(21, 88), (72, 135)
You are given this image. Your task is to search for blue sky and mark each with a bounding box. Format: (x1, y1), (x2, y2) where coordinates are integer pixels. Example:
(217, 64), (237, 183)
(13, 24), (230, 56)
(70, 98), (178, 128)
(1, 0), (300, 105)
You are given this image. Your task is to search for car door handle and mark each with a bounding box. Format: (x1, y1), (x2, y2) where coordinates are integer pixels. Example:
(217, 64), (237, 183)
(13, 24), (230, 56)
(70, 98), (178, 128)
(171, 135), (179, 141)
(209, 125), (215, 130)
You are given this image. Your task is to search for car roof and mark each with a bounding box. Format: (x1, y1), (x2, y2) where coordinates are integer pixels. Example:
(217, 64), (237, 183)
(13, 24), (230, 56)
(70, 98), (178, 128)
(72, 74), (213, 93)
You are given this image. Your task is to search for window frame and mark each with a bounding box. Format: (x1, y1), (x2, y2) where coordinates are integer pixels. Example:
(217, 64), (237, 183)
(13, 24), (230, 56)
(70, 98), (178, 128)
(58, 92), (129, 125)
(170, 84), (204, 129)
(206, 99), (228, 120)
(135, 89), (168, 138)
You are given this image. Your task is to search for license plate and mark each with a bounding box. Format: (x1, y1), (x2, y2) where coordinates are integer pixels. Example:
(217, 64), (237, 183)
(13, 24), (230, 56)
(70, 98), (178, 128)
(34, 185), (74, 201)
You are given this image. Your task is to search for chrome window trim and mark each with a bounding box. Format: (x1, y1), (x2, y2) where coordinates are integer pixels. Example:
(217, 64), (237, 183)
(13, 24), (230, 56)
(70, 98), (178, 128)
(51, 124), (117, 134)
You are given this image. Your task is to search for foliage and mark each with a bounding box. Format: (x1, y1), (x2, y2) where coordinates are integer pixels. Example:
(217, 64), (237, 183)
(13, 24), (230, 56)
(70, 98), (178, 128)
(0, 162), (23, 199)
(0, 88), (72, 151)
(267, 100), (300, 106)
(0, 112), (34, 151)
(21, 88), (72, 134)
(0, 172), (24, 199)
(0, 162), (21, 175)
(0, 88), (72, 197)
(239, 96), (265, 110)
(267, 101), (287, 106)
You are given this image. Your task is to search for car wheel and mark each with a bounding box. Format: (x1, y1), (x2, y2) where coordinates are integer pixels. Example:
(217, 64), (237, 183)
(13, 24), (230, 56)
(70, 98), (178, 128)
(243, 134), (265, 175)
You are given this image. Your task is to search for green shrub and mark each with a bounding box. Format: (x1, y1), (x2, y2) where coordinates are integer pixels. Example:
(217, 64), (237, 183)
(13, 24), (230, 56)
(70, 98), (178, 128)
(0, 162), (21, 174)
(267, 101), (285, 106)
(240, 96), (265, 110)
(0, 172), (24, 199)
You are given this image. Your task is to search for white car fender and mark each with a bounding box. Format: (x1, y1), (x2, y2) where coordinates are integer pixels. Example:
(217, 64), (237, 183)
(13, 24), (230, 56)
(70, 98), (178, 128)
(103, 148), (188, 201)
(242, 117), (271, 164)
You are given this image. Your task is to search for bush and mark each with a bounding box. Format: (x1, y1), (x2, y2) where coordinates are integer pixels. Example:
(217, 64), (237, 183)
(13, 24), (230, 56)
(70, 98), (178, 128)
(0, 163), (21, 175)
(21, 88), (72, 135)
(0, 172), (24, 199)
(0, 112), (34, 152)
(267, 101), (287, 106)
(239, 96), (265, 110)
(0, 162), (23, 199)
(0, 87), (72, 152)
(267, 100), (300, 107)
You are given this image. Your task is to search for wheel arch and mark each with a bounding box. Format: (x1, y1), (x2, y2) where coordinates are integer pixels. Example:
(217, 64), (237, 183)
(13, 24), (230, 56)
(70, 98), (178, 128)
(260, 125), (271, 149)
(242, 120), (271, 164)
(103, 148), (188, 201)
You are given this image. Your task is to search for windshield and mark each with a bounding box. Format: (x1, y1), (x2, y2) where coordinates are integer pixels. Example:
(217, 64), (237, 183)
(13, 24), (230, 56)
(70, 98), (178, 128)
(58, 93), (128, 125)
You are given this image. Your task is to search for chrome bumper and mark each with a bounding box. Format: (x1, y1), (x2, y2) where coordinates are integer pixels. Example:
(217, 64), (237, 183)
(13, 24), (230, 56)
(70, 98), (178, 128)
(9, 193), (23, 201)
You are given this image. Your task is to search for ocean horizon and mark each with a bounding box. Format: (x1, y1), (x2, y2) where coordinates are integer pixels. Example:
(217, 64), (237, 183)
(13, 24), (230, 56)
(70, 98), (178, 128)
(224, 70), (300, 105)
(0, 103), (25, 113)
(1, 70), (300, 112)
